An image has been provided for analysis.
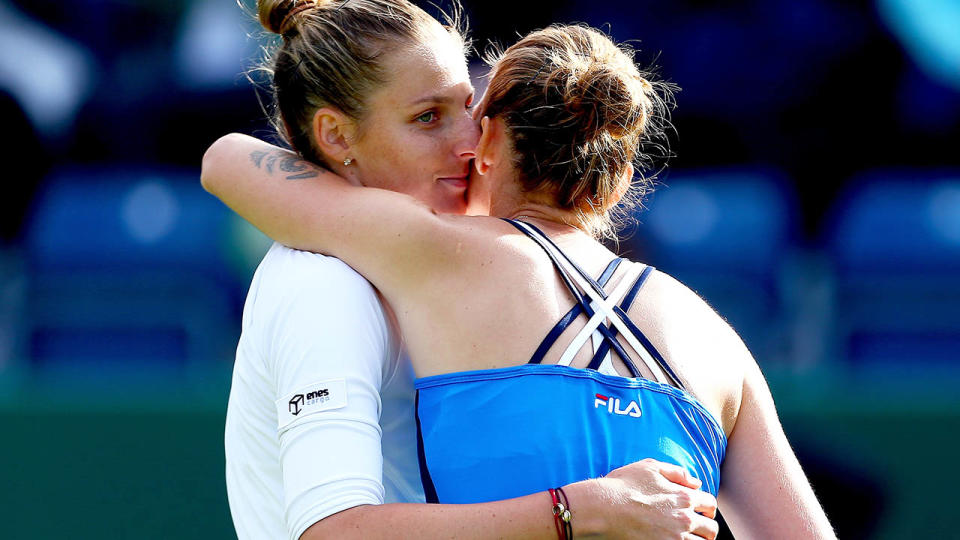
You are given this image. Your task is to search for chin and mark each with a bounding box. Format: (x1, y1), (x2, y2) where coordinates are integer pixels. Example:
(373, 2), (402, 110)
(437, 200), (469, 216)
(432, 194), (469, 216)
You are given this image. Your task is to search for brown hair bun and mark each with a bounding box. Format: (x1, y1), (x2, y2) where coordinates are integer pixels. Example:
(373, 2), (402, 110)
(563, 56), (653, 144)
(258, 0), (336, 35)
(482, 24), (675, 239)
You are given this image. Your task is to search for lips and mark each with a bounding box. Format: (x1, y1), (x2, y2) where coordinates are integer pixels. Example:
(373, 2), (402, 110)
(437, 176), (469, 190)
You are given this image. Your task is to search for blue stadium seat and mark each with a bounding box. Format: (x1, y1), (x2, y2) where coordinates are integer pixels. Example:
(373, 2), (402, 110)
(23, 167), (245, 377)
(622, 168), (799, 364)
(825, 171), (960, 368)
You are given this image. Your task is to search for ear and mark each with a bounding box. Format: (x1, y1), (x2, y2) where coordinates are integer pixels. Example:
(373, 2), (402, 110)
(602, 162), (634, 212)
(473, 116), (501, 176)
(311, 107), (356, 164)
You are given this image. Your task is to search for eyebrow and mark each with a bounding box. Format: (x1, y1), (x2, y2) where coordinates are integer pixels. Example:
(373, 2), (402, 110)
(408, 86), (475, 108)
(409, 95), (456, 107)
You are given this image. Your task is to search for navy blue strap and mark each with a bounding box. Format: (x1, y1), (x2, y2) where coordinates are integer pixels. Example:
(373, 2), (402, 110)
(528, 258), (623, 365)
(507, 219), (640, 376)
(586, 265), (654, 371)
(597, 257), (623, 287)
(505, 219), (636, 373)
(613, 305), (685, 389)
(585, 335), (614, 371)
(583, 266), (682, 389)
(595, 317), (642, 378)
(610, 265), (683, 389)
(505, 219), (642, 379)
(528, 304), (584, 365)
(503, 219), (592, 313)
(620, 264), (653, 311)
(519, 220), (609, 298)
(415, 390), (440, 503)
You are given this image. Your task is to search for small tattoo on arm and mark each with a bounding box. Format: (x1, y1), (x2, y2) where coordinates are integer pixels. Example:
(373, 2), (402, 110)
(249, 149), (321, 180)
(250, 150), (267, 168)
(279, 156), (319, 180)
(264, 153), (278, 173)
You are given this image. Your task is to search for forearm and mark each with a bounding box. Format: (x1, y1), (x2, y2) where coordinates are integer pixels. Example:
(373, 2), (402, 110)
(200, 133), (351, 252)
(302, 480), (608, 540)
(200, 133), (453, 293)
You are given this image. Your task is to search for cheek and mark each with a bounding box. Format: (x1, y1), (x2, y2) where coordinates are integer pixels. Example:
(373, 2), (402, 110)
(362, 134), (439, 193)
(361, 132), (415, 175)
(396, 135), (447, 181)
(409, 134), (447, 163)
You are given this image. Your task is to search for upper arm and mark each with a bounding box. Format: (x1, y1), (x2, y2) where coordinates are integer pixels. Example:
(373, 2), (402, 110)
(635, 270), (832, 536)
(255, 248), (400, 540)
(201, 134), (464, 298)
(717, 360), (836, 539)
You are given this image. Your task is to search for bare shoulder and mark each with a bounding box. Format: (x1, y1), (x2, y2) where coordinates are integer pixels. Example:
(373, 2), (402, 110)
(384, 213), (548, 318)
(428, 215), (544, 274)
(625, 267), (749, 435)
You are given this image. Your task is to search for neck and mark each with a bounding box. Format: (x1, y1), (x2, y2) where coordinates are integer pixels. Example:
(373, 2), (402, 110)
(486, 174), (589, 233)
(501, 203), (586, 234)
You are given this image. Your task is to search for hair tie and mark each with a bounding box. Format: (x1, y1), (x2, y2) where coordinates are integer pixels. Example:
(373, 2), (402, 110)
(279, 1), (318, 34)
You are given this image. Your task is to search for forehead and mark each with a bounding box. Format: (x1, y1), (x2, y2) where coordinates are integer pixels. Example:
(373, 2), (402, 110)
(372, 29), (471, 108)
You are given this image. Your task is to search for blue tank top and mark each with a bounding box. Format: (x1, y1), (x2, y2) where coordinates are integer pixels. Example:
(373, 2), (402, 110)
(414, 219), (727, 502)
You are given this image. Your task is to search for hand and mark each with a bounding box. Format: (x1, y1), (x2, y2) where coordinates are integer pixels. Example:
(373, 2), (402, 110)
(574, 458), (719, 540)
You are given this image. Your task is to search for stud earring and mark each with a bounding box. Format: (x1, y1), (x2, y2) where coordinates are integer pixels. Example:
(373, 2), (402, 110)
(343, 157), (353, 166)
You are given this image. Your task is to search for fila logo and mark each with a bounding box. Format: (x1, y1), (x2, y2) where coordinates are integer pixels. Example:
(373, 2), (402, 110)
(595, 393), (642, 418)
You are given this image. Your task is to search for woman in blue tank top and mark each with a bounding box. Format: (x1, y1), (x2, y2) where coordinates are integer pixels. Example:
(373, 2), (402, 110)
(203, 23), (835, 539)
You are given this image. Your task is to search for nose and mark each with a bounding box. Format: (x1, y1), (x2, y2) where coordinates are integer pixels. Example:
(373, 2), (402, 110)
(454, 109), (481, 160)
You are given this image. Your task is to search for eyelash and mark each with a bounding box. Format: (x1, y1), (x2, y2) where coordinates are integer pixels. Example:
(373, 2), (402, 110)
(415, 96), (475, 125)
(416, 111), (438, 124)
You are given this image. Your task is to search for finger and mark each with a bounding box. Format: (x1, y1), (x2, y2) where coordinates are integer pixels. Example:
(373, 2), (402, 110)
(684, 513), (720, 540)
(688, 489), (718, 519)
(656, 462), (702, 490)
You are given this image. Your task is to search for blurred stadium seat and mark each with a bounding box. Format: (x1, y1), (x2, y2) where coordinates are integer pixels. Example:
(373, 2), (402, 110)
(622, 168), (800, 365)
(23, 167), (244, 379)
(824, 171), (960, 369)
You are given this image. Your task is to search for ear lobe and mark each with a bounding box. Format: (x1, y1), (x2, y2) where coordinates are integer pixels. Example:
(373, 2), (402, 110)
(473, 158), (489, 176)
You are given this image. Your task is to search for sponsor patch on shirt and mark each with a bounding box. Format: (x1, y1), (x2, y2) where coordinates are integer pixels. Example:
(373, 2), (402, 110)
(276, 378), (347, 430)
